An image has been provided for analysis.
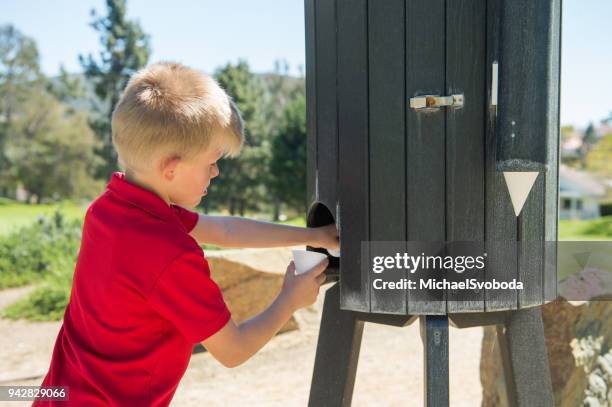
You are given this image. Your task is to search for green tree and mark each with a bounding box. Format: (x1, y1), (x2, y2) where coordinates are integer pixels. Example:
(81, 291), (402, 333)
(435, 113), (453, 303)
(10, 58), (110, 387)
(269, 91), (307, 218)
(212, 60), (268, 216)
(586, 133), (612, 178)
(261, 60), (302, 135)
(5, 88), (103, 202)
(46, 64), (86, 107)
(560, 125), (574, 144)
(580, 122), (598, 168)
(79, 0), (150, 180)
(0, 24), (44, 197)
(584, 122), (598, 149)
(259, 60), (306, 219)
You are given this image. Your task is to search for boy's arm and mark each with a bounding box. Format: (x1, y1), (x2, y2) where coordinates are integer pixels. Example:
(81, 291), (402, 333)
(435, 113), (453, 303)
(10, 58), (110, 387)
(189, 215), (338, 250)
(202, 260), (327, 368)
(201, 290), (295, 368)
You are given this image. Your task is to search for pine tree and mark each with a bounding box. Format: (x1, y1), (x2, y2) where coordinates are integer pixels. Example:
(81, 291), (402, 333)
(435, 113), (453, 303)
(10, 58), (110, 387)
(212, 60), (268, 216)
(584, 122), (597, 148)
(269, 91), (307, 217)
(79, 0), (150, 180)
(580, 122), (598, 168)
(46, 64), (86, 107)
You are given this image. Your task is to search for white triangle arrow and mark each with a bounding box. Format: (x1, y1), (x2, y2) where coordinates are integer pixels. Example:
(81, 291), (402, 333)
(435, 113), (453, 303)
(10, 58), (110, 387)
(502, 172), (539, 217)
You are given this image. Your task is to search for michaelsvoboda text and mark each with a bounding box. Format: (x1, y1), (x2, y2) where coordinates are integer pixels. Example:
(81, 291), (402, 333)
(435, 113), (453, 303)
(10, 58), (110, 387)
(370, 252), (524, 291)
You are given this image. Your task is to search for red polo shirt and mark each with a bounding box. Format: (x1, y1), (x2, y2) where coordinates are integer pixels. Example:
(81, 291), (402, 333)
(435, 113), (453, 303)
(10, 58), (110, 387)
(34, 172), (231, 406)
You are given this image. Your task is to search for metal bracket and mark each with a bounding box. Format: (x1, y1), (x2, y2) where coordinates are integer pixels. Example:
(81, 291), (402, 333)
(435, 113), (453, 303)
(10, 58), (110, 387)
(409, 94), (464, 110)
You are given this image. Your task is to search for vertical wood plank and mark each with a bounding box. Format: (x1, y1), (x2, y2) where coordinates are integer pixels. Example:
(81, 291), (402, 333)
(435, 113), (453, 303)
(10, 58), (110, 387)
(420, 316), (450, 406)
(406, 0), (446, 315)
(305, 0), (317, 209)
(544, 0), (562, 303)
(315, 0), (338, 212)
(369, 0), (406, 314)
(518, 0), (561, 308)
(518, 175), (545, 307)
(496, 0), (550, 166)
(497, 308), (554, 406)
(337, 0), (370, 312)
(309, 284), (364, 407)
(445, 0), (486, 313)
(485, 0), (518, 311)
(496, 0), (560, 310)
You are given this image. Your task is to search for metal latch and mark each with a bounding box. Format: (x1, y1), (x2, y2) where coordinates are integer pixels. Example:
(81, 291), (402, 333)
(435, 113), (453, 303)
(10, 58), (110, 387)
(409, 94), (464, 110)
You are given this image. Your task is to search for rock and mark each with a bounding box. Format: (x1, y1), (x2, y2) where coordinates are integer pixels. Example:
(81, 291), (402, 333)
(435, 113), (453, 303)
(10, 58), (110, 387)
(585, 396), (601, 407)
(558, 267), (612, 305)
(587, 372), (607, 400)
(205, 248), (299, 335)
(480, 298), (612, 406)
(599, 354), (612, 378)
(572, 336), (604, 374)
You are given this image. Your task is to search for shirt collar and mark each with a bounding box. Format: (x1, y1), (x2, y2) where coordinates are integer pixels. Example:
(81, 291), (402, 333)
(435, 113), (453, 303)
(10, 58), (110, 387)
(107, 172), (182, 225)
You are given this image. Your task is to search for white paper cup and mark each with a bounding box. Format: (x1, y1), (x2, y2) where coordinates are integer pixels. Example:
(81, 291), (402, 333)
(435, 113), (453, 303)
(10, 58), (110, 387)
(292, 250), (328, 275)
(327, 248), (340, 257)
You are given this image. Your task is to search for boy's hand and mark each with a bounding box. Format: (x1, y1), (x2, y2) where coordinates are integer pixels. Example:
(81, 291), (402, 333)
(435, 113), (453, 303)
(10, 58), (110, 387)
(280, 259), (328, 312)
(203, 258), (328, 368)
(309, 224), (339, 251)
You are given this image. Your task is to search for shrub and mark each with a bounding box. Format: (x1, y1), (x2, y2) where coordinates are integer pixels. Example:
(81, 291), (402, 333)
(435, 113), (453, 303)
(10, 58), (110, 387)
(0, 210), (80, 320)
(3, 280), (71, 321)
(0, 210), (82, 289)
(0, 197), (17, 205)
(582, 216), (612, 237)
(599, 202), (612, 217)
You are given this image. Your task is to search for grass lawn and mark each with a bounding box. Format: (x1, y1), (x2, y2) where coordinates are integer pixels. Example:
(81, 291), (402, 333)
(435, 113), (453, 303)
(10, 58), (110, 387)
(278, 215), (306, 227)
(0, 201), (88, 236)
(558, 217), (612, 241)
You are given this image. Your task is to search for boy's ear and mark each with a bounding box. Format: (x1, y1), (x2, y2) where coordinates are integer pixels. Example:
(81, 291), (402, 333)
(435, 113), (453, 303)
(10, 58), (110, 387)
(159, 155), (181, 180)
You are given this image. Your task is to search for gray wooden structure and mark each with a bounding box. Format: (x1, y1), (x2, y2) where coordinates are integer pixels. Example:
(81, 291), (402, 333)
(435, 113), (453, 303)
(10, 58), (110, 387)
(305, 0), (561, 406)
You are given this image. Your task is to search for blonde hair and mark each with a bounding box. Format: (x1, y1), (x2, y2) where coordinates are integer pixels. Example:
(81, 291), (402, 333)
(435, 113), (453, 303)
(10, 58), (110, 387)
(111, 61), (244, 171)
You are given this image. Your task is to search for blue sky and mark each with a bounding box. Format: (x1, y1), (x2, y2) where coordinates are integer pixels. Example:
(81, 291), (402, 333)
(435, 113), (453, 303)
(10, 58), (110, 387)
(2, 0), (611, 128)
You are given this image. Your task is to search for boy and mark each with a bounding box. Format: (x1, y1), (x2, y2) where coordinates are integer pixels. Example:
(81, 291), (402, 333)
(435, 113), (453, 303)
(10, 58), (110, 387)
(34, 61), (338, 406)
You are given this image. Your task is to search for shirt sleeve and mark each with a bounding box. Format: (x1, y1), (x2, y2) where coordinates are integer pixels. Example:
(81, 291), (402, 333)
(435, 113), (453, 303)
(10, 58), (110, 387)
(171, 205), (200, 233)
(148, 250), (231, 343)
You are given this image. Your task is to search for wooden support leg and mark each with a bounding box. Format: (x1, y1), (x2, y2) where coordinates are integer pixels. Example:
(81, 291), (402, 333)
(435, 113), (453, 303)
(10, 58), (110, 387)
(420, 315), (449, 407)
(496, 307), (554, 407)
(309, 283), (365, 407)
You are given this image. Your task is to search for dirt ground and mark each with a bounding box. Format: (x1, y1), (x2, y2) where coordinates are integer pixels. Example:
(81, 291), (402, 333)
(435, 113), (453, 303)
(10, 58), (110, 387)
(0, 248), (483, 406)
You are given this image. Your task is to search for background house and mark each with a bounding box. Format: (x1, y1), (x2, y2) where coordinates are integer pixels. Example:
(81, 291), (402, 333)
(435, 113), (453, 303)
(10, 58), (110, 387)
(559, 164), (606, 219)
